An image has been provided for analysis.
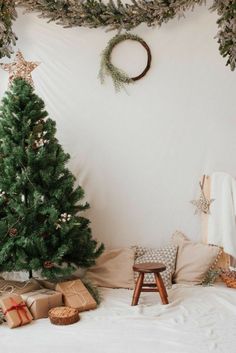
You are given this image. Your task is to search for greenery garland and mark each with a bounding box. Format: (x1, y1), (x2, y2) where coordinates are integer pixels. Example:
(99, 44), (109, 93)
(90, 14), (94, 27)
(211, 0), (236, 71)
(0, 1), (17, 59)
(0, 1), (235, 70)
(99, 33), (151, 91)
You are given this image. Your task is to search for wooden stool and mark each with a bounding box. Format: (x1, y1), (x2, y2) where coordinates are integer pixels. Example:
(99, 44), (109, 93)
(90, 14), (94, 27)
(132, 262), (169, 306)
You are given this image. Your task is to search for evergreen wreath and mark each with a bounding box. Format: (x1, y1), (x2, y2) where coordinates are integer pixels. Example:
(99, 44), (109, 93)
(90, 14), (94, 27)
(99, 33), (151, 91)
(0, 1), (236, 69)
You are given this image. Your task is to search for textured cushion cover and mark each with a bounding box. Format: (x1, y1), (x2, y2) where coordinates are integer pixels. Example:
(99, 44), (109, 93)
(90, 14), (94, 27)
(171, 231), (222, 284)
(134, 245), (178, 289)
(85, 247), (135, 289)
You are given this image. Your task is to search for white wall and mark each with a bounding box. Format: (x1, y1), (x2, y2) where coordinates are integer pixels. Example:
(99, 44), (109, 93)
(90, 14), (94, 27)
(0, 5), (235, 249)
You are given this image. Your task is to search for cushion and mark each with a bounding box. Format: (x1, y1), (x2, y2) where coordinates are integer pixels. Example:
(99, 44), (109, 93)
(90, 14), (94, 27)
(85, 247), (135, 289)
(171, 231), (222, 284)
(134, 245), (178, 289)
(0, 278), (41, 296)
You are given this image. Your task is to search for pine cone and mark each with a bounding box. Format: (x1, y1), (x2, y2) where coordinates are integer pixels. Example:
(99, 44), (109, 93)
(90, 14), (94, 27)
(41, 232), (49, 238)
(9, 228), (17, 236)
(43, 261), (54, 269)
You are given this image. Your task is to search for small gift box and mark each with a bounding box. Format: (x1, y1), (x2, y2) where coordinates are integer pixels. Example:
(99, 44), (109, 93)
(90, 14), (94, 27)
(56, 279), (97, 312)
(0, 294), (33, 328)
(21, 289), (63, 319)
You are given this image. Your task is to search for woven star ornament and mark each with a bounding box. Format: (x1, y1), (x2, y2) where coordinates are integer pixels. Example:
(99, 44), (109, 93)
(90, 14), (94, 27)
(0, 50), (40, 87)
(191, 188), (214, 215)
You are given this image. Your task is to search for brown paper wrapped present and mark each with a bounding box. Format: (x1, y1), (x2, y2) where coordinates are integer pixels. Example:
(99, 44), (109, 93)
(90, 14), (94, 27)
(56, 279), (97, 312)
(0, 294), (33, 328)
(0, 278), (41, 296)
(21, 289), (63, 319)
(36, 279), (57, 290)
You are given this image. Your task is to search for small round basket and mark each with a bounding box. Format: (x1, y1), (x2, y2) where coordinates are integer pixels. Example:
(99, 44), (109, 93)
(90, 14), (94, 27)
(220, 270), (236, 288)
(49, 306), (80, 325)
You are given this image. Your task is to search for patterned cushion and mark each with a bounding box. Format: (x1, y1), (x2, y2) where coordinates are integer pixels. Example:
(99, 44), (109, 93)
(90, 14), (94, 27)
(134, 245), (178, 289)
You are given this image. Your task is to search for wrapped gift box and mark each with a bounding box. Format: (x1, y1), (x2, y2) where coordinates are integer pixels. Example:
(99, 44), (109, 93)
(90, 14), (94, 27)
(56, 279), (97, 312)
(0, 278), (41, 296)
(0, 293), (33, 328)
(36, 279), (57, 290)
(21, 289), (63, 319)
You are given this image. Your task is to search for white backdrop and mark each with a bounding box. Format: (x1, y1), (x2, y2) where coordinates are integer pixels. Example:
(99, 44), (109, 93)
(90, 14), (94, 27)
(0, 5), (235, 249)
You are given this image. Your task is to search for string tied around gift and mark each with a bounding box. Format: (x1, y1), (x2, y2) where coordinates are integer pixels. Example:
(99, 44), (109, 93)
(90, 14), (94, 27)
(0, 280), (32, 296)
(25, 289), (56, 311)
(64, 281), (87, 308)
(4, 297), (30, 326)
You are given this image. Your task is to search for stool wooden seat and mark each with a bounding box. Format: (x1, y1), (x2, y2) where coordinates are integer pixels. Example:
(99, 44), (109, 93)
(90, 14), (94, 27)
(132, 262), (169, 306)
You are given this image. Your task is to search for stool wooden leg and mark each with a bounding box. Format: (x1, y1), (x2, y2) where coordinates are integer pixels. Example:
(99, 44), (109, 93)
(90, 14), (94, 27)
(131, 272), (144, 306)
(159, 273), (168, 299)
(154, 273), (169, 305)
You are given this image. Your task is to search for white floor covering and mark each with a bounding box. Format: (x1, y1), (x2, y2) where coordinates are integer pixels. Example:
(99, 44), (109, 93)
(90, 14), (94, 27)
(1, 284), (236, 353)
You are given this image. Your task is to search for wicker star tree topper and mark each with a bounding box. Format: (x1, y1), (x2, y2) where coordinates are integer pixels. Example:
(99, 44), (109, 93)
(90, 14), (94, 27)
(0, 50), (39, 87)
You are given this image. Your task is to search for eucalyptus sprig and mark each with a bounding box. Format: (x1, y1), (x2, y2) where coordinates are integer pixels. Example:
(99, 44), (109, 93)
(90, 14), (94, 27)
(99, 33), (135, 91)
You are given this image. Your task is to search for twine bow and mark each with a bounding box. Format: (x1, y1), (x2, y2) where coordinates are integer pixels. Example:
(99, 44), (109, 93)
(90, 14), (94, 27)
(4, 297), (30, 326)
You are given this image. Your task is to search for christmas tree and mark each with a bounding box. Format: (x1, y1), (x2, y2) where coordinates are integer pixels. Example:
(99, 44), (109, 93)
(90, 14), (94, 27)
(0, 75), (104, 279)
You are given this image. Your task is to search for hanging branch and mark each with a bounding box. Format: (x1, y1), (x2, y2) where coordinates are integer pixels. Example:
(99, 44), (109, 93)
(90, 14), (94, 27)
(0, 1), (235, 68)
(0, 0), (17, 59)
(16, 0), (205, 29)
(16, 0), (236, 71)
(211, 0), (236, 71)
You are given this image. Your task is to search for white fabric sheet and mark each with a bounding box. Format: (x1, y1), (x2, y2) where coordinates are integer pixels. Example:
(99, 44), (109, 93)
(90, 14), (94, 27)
(0, 10), (236, 249)
(208, 172), (236, 257)
(1, 284), (236, 353)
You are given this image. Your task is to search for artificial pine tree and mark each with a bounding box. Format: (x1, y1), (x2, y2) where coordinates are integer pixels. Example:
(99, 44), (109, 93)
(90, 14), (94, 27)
(0, 77), (104, 279)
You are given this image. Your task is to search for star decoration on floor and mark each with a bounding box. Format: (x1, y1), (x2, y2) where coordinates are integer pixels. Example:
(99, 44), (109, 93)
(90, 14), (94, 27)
(0, 50), (40, 87)
(191, 190), (214, 215)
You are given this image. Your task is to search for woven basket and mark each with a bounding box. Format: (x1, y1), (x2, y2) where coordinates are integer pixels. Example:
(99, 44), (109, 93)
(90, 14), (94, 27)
(49, 306), (79, 325)
(220, 270), (236, 289)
